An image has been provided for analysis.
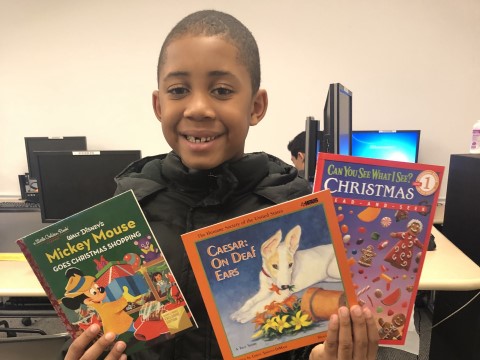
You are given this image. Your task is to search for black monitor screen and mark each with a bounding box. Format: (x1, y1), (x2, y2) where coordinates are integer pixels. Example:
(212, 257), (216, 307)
(35, 150), (141, 223)
(351, 130), (421, 163)
(338, 86), (352, 155)
(323, 83), (352, 156)
(305, 84), (352, 182)
(304, 117), (320, 182)
(25, 137), (87, 180)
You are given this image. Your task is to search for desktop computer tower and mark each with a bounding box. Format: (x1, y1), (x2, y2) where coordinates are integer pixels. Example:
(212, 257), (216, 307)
(429, 154), (480, 360)
(19, 173), (40, 203)
(442, 154), (480, 265)
(18, 174), (28, 200)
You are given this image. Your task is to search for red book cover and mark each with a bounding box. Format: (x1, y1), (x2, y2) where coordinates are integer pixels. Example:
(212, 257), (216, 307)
(182, 190), (357, 360)
(313, 153), (444, 345)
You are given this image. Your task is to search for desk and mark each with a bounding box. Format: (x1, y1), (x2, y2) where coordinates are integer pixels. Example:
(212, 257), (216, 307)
(433, 202), (444, 225)
(2, 226), (479, 298)
(0, 259), (45, 297)
(0, 209), (45, 296)
(0, 209), (54, 317)
(0, 258), (55, 319)
(0, 211), (44, 253)
(419, 227), (480, 290)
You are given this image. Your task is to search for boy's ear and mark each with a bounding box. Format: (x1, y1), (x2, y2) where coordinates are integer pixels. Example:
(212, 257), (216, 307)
(152, 90), (162, 122)
(249, 89), (268, 126)
(298, 152), (305, 163)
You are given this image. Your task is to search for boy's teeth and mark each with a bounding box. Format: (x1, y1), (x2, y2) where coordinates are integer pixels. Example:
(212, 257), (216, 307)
(186, 136), (215, 143)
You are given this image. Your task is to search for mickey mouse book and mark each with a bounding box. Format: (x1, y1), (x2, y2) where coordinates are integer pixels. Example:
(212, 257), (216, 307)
(313, 153), (444, 345)
(17, 190), (197, 355)
(181, 190), (357, 360)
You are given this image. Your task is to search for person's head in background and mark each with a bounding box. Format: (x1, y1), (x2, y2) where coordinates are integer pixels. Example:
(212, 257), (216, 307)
(287, 131), (306, 172)
(152, 10), (268, 170)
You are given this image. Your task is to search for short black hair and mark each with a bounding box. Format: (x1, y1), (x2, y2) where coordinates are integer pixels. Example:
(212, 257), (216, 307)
(287, 131), (306, 158)
(157, 10), (261, 94)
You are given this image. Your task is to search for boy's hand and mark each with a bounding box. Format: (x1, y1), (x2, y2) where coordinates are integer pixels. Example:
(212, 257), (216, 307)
(65, 324), (127, 360)
(309, 305), (379, 360)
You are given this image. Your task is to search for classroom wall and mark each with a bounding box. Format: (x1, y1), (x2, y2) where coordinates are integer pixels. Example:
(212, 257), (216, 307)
(1, 0), (479, 198)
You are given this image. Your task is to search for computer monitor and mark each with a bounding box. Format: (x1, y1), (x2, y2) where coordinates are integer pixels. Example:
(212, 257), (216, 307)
(35, 150), (141, 223)
(304, 116), (321, 182)
(351, 130), (421, 163)
(323, 83), (352, 156)
(304, 83), (353, 182)
(24, 137), (87, 180)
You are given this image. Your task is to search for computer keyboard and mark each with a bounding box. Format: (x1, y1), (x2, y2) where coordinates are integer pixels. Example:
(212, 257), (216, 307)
(0, 201), (40, 212)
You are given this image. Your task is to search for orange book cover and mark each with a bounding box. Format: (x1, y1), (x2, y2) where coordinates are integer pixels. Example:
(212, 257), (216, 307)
(181, 190), (357, 360)
(313, 153), (444, 345)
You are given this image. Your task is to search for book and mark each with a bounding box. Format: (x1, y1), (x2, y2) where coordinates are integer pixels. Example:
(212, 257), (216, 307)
(313, 153), (444, 345)
(16, 190), (197, 355)
(181, 190), (357, 360)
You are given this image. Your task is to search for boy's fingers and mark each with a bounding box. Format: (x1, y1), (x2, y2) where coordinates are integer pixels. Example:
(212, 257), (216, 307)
(83, 332), (118, 360)
(363, 307), (380, 360)
(336, 306), (354, 359)
(105, 341), (127, 360)
(65, 324), (102, 360)
(350, 305), (368, 360)
(309, 343), (326, 360)
(65, 324), (125, 360)
(322, 313), (340, 359)
(311, 306), (379, 360)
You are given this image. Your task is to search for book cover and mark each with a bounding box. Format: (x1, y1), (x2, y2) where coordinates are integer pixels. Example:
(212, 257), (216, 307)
(16, 190), (197, 355)
(313, 153), (444, 345)
(181, 191), (357, 360)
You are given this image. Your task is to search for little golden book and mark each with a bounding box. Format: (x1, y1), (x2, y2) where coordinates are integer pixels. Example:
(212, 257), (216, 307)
(313, 153), (444, 345)
(181, 190), (357, 360)
(17, 190), (197, 355)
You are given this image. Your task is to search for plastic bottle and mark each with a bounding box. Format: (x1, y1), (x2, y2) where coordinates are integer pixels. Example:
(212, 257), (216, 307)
(470, 120), (480, 154)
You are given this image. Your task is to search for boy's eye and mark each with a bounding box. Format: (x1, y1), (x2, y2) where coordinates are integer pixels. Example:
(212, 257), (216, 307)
(167, 86), (189, 98)
(212, 86), (234, 98)
(89, 289), (97, 295)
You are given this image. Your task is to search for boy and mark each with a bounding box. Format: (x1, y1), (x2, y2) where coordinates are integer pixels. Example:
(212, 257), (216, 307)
(63, 10), (378, 360)
(287, 131), (306, 177)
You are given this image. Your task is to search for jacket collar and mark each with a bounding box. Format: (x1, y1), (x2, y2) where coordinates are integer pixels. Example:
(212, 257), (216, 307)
(161, 152), (270, 206)
(115, 151), (302, 205)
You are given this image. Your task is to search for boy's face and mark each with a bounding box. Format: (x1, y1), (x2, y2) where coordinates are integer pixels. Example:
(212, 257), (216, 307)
(153, 35), (267, 170)
(291, 152), (305, 171)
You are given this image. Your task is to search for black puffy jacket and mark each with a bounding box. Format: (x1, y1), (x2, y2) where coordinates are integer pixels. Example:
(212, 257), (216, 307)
(115, 151), (311, 360)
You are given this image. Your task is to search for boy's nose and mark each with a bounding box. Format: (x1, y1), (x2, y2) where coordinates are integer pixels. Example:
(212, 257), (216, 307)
(184, 93), (215, 120)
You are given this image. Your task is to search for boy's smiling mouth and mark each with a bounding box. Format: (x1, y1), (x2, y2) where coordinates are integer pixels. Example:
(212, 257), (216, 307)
(185, 135), (217, 143)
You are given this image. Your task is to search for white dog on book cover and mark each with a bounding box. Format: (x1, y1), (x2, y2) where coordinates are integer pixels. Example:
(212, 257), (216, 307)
(230, 225), (341, 323)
